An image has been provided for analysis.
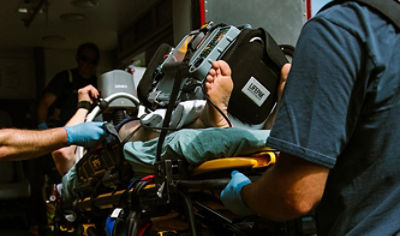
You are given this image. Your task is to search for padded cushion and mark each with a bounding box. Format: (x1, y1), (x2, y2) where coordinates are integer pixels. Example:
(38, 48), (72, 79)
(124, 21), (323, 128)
(62, 128), (271, 203)
(123, 127), (271, 174)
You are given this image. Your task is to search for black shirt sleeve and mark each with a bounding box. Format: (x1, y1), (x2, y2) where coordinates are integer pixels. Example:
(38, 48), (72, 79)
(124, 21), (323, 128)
(44, 70), (70, 97)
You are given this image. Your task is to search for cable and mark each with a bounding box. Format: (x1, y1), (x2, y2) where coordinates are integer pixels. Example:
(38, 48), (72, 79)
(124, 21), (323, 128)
(202, 85), (233, 128)
(205, 96), (232, 127)
(121, 125), (143, 144)
(140, 123), (178, 132)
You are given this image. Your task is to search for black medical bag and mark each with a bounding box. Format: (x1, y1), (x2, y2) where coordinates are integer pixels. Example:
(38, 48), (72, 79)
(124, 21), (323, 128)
(137, 23), (289, 125)
(223, 28), (288, 124)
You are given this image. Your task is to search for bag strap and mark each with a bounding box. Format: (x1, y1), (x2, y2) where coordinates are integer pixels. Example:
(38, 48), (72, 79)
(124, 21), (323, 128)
(320, 0), (400, 29)
(155, 62), (189, 163)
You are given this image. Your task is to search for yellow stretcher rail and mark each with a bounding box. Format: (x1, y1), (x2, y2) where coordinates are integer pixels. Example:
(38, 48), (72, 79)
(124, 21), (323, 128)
(191, 150), (276, 176)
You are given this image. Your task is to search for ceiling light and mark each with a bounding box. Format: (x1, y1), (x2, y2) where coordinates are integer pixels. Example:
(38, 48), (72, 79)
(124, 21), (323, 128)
(17, 7), (29, 14)
(60, 13), (87, 22)
(71, 0), (99, 8)
(42, 35), (66, 42)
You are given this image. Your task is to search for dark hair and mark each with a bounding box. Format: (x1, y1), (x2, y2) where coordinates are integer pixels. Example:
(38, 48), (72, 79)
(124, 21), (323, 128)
(76, 42), (100, 61)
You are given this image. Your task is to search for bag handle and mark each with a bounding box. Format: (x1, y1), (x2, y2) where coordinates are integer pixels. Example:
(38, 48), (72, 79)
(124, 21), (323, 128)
(260, 28), (289, 68)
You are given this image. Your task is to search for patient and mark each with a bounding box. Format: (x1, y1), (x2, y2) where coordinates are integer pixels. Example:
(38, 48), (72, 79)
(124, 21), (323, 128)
(59, 60), (290, 204)
(122, 61), (290, 173)
(53, 60), (289, 176)
(118, 59), (288, 141)
(118, 60), (235, 142)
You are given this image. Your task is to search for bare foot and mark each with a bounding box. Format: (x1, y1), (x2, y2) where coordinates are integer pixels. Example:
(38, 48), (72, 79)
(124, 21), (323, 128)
(203, 60), (233, 128)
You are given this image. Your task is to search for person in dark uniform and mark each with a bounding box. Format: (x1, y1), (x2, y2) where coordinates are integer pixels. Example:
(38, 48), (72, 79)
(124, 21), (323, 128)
(37, 42), (100, 128)
(221, 1), (400, 235)
(34, 42), (100, 233)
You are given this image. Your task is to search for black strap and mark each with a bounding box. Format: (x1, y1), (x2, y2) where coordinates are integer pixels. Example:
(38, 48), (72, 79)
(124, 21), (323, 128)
(77, 100), (92, 110)
(320, 0), (400, 29)
(155, 62), (189, 163)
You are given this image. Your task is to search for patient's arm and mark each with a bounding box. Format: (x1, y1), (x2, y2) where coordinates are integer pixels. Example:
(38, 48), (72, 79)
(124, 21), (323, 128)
(51, 108), (89, 175)
(52, 85), (99, 175)
(118, 119), (159, 142)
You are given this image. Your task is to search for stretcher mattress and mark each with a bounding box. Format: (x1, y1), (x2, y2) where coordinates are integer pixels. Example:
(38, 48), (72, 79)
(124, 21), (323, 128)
(62, 127), (271, 202)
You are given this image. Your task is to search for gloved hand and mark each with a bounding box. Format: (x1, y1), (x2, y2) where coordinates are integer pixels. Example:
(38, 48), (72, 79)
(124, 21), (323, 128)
(220, 170), (255, 216)
(64, 122), (106, 147)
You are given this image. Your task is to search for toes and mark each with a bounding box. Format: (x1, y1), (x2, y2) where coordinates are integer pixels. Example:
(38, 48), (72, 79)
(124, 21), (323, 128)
(212, 60), (231, 76)
(206, 74), (215, 83)
(219, 61), (231, 76)
(205, 81), (212, 91)
(216, 68), (221, 77)
(208, 68), (216, 77)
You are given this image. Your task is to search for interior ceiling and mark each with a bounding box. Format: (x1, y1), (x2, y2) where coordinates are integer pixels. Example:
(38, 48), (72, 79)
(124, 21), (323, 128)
(0, 0), (159, 51)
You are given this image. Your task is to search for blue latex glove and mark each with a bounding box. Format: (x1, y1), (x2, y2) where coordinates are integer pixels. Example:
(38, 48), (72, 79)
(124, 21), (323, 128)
(37, 122), (48, 130)
(220, 170), (255, 216)
(64, 122), (106, 147)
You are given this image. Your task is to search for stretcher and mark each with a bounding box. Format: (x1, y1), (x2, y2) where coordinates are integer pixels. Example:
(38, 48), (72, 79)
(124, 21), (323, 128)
(53, 86), (311, 235)
(55, 148), (310, 235)
(56, 150), (288, 236)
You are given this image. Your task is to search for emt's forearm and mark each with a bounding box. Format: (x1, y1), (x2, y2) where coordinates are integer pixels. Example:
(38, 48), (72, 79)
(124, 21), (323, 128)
(241, 153), (329, 221)
(242, 166), (307, 221)
(0, 128), (67, 161)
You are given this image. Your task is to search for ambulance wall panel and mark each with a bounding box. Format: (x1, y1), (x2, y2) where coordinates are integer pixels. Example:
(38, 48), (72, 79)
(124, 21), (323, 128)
(204, 0), (306, 46)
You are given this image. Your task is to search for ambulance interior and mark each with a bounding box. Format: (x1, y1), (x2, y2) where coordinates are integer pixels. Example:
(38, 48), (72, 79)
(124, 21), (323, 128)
(0, 0), (329, 235)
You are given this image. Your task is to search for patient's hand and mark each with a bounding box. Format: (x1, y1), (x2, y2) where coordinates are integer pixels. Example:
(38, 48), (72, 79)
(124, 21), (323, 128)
(78, 84), (99, 103)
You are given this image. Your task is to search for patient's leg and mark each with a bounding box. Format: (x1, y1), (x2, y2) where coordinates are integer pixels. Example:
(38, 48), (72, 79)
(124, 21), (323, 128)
(189, 60), (233, 128)
(121, 60), (234, 141)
